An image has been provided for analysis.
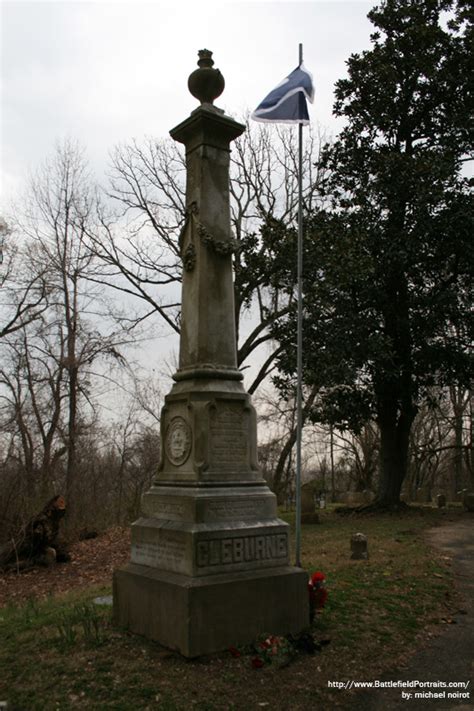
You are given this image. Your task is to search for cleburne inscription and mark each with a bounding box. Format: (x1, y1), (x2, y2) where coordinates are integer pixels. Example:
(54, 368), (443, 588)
(196, 533), (288, 568)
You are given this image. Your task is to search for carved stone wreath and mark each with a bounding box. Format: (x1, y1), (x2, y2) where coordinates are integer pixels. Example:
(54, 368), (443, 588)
(183, 243), (197, 271)
(197, 223), (238, 256)
(180, 201), (239, 271)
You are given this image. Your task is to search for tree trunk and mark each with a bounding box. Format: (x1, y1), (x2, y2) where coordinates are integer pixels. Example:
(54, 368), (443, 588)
(65, 366), (78, 513)
(450, 386), (465, 493)
(375, 256), (416, 508)
(273, 428), (297, 503)
(468, 390), (474, 489)
(377, 410), (414, 508)
(272, 384), (319, 501)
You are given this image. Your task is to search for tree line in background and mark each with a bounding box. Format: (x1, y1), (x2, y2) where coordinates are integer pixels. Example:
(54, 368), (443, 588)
(0, 0), (472, 542)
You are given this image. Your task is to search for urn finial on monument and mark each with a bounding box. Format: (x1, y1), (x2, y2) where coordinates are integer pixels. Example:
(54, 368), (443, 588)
(188, 49), (225, 105)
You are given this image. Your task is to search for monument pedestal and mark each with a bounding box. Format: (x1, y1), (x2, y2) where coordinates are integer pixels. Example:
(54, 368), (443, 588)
(113, 50), (309, 656)
(113, 379), (308, 656)
(114, 564), (307, 658)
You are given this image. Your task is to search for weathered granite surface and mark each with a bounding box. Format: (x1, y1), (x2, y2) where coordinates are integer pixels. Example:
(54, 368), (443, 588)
(114, 564), (308, 658)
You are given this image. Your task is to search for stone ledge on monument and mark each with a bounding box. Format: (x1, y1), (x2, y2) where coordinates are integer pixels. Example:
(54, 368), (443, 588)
(142, 484), (277, 523)
(170, 105), (245, 155)
(169, 376), (245, 393)
(130, 517), (291, 577)
(172, 365), (243, 382)
(113, 562), (309, 658)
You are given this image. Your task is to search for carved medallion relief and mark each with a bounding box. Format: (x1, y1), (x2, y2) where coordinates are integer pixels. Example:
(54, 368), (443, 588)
(165, 416), (192, 466)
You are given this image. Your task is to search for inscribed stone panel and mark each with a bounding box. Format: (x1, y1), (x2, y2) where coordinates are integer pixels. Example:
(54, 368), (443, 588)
(132, 535), (187, 573)
(210, 403), (248, 475)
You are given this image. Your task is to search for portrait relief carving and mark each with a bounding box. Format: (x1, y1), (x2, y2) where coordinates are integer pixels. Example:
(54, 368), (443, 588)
(165, 416), (192, 466)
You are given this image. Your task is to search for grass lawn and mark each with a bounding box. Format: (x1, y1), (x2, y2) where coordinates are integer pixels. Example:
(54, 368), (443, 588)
(0, 507), (461, 710)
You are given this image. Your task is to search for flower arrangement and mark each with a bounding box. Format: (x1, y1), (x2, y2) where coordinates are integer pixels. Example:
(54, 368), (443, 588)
(308, 571), (328, 623)
(228, 630), (330, 670)
(250, 634), (294, 668)
(227, 574), (329, 669)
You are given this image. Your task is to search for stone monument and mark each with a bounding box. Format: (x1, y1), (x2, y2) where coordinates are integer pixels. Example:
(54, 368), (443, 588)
(113, 50), (308, 657)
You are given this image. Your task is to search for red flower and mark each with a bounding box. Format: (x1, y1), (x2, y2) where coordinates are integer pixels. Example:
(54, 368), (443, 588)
(308, 571), (328, 619)
(251, 656), (264, 669)
(228, 646), (241, 658)
(310, 571), (326, 587)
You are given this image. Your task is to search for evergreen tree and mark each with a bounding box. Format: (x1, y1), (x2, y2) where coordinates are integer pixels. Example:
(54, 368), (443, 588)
(273, 0), (473, 507)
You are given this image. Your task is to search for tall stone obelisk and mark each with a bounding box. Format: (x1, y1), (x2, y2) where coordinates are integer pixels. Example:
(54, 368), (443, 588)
(114, 50), (308, 657)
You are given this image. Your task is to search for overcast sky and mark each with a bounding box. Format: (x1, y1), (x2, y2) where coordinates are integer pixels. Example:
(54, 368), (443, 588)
(1, 0), (376, 424)
(1, 0), (375, 205)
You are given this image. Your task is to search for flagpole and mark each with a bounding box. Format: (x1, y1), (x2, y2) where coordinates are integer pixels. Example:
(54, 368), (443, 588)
(250, 45), (312, 568)
(295, 42), (304, 568)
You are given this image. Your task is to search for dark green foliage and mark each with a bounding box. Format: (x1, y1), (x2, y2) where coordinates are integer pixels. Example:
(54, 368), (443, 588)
(272, 0), (473, 506)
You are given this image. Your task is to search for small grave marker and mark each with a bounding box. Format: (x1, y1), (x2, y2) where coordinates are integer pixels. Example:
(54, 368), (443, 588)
(350, 533), (368, 560)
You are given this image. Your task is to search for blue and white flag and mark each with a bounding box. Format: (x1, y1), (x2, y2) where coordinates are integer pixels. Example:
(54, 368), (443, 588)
(251, 64), (314, 125)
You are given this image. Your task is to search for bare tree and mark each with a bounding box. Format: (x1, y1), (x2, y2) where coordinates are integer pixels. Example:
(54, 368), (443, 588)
(334, 423), (380, 493)
(0, 218), (48, 339)
(448, 385), (472, 492)
(407, 388), (473, 497)
(0, 328), (66, 496)
(255, 382), (321, 501)
(2, 140), (132, 524)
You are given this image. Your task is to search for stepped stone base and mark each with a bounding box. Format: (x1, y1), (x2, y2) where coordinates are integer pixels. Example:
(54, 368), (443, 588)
(113, 563), (308, 657)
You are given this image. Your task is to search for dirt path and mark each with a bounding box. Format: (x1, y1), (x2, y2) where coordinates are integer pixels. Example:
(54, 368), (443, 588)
(341, 514), (474, 710)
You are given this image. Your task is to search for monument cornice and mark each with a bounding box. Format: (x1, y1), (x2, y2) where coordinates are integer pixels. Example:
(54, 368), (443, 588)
(172, 365), (243, 382)
(170, 106), (245, 154)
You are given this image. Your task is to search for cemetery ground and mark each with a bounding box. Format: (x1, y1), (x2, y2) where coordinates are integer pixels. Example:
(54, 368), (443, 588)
(0, 507), (471, 711)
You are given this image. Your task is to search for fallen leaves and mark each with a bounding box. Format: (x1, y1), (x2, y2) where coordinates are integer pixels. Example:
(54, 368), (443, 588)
(0, 527), (130, 608)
